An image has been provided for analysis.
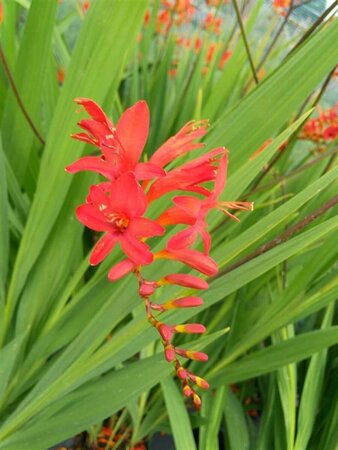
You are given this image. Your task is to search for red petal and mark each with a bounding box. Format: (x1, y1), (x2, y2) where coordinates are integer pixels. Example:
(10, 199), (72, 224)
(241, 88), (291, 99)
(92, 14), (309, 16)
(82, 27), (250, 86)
(76, 204), (107, 232)
(134, 162), (165, 180)
(116, 101), (149, 166)
(66, 156), (112, 179)
(168, 227), (198, 250)
(78, 119), (110, 141)
(87, 184), (110, 207)
(120, 234), (153, 265)
(89, 233), (118, 265)
(150, 120), (208, 168)
(200, 228), (211, 255)
(214, 153), (228, 198)
(128, 217), (165, 238)
(173, 196), (201, 216)
(71, 132), (98, 146)
(108, 259), (135, 282)
(74, 98), (114, 129)
(109, 172), (147, 217)
(157, 206), (195, 226)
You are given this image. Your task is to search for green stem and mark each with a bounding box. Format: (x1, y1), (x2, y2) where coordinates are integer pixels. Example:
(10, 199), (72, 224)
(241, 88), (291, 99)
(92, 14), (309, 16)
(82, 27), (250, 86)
(0, 45), (45, 146)
(231, 0), (259, 85)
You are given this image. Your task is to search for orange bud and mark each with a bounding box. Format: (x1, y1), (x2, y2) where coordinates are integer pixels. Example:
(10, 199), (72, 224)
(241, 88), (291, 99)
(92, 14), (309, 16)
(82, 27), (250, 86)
(188, 372), (209, 389)
(183, 384), (193, 397)
(176, 366), (189, 380)
(162, 273), (208, 289)
(156, 322), (173, 341)
(161, 296), (203, 310)
(164, 344), (176, 362)
(174, 323), (206, 334)
(175, 348), (208, 361)
(193, 393), (202, 409)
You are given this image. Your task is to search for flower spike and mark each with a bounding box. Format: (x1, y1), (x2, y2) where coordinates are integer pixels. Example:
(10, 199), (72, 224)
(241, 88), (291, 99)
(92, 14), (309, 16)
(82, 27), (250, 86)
(67, 98), (253, 409)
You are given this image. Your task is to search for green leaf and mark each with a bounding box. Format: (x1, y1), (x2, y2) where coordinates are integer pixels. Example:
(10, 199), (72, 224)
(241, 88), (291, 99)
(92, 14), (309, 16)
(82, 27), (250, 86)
(210, 327), (338, 386)
(161, 376), (197, 450)
(0, 355), (169, 450)
(0, 334), (26, 403)
(2, 0), (58, 189)
(206, 21), (338, 169)
(199, 386), (227, 450)
(3, 0), (149, 343)
(294, 304), (334, 450)
(0, 140), (9, 301)
(214, 167), (338, 267)
(224, 389), (250, 450)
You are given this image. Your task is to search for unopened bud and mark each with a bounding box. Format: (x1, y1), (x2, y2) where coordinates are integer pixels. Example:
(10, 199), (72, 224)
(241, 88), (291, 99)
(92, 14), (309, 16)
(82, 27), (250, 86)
(175, 348), (208, 361)
(164, 344), (176, 362)
(174, 323), (206, 334)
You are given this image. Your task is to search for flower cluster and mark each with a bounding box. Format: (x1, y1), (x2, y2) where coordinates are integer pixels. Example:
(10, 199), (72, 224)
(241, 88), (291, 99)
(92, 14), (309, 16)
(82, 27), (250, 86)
(273, 0), (302, 16)
(67, 98), (252, 408)
(204, 12), (223, 36)
(299, 104), (338, 144)
(273, 0), (291, 16)
(146, 0), (196, 34)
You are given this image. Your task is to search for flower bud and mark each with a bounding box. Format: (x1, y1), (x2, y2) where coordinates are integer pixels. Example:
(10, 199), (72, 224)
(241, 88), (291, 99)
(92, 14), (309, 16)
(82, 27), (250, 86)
(176, 366), (189, 381)
(156, 322), (173, 341)
(164, 344), (176, 362)
(183, 384), (194, 397)
(188, 373), (209, 390)
(161, 296), (203, 310)
(162, 273), (209, 289)
(174, 323), (206, 334)
(193, 393), (202, 409)
(139, 280), (157, 297)
(175, 348), (208, 361)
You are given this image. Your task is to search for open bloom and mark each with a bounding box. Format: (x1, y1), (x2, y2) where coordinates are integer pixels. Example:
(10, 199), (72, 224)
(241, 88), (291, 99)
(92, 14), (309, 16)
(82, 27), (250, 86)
(76, 172), (164, 266)
(147, 147), (226, 201)
(66, 98), (164, 180)
(149, 119), (208, 168)
(300, 104), (338, 144)
(159, 153), (253, 253)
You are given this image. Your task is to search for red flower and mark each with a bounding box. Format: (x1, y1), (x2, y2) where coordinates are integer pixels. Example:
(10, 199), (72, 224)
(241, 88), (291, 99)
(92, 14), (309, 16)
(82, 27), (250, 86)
(66, 99), (165, 180)
(150, 119), (208, 168)
(76, 172), (164, 266)
(159, 154), (252, 254)
(148, 147), (226, 202)
(323, 125), (338, 141)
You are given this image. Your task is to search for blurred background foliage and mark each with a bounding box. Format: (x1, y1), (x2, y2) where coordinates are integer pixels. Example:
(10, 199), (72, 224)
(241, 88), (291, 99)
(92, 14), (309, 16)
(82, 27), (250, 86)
(0, 0), (337, 449)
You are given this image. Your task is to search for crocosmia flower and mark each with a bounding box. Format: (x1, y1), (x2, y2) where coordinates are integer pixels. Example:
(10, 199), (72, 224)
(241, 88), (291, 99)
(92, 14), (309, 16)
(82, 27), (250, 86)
(76, 172), (164, 266)
(66, 99), (164, 180)
(67, 98), (252, 409)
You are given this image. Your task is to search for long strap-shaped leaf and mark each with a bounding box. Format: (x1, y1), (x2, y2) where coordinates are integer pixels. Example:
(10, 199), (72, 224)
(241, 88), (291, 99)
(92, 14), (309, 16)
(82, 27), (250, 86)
(1, 326), (337, 450)
(2, 0), (149, 344)
(1, 0), (57, 189)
